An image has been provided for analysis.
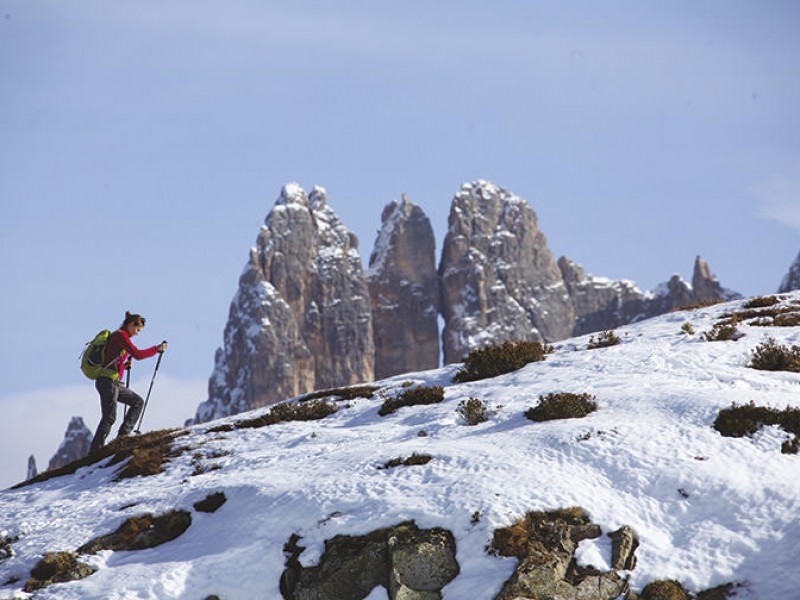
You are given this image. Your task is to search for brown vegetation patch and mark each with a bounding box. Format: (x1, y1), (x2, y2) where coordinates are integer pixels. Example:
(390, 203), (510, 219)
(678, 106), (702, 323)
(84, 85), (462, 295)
(525, 393), (598, 422)
(378, 385), (444, 416)
(13, 429), (184, 489)
(714, 401), (800, 454)
(702, 318), (742, 342)
(77, 510), (192, 554)
(491, 507), (594, 558)
(640, 579), (690, 600)
(378, 453), (433, 470)
(743, 295), (780, 309)
(297, 385), (380, 403)
(670, 299), (725, 312)
(23, 551), (96, 592)
(208, 399), (338, 433)
(719, 303), (800, 328)
(454, 340), (554, 383)
(1, 533), (18, 562)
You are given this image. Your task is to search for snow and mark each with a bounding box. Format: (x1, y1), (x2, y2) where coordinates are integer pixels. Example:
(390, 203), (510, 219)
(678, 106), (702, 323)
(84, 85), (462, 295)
(3, 295), (800, 599)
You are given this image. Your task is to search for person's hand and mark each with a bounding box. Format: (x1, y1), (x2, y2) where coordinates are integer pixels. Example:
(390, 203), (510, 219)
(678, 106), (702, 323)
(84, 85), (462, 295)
(158, 341), (168, 353)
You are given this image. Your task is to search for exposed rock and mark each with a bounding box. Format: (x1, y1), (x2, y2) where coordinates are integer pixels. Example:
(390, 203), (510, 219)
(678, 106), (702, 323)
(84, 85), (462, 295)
(23, 551), (96, 592)
(692, 256), (728, 302)
(561, 255), (740, 336)
(77, 510), (192, 554)
(47, 417), (92, 470)
(439, 181), (574, 363)
(26, 455), (37, 480)
(368, 195), (440, 379)
(492, 507), (629, 600)
(608, 526), (639, 571)
(778, 251), (800, 293)
(281, 522), (458, 600)
(558, 256), (653, 336)
(195, 184), (374, 423)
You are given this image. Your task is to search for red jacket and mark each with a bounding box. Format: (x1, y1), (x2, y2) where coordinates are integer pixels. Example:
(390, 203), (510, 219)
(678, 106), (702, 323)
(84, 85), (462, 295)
(106, 329), (159, 379)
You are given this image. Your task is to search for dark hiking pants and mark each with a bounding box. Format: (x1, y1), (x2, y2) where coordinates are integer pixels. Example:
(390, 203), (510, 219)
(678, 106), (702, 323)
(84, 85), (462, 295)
(89, 377), (144, 454)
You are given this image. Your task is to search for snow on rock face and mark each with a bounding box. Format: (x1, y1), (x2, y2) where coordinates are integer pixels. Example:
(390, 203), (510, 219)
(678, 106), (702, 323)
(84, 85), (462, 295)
(439, 180), (574, 363)
(47, 417), (92, 471)
(367, 195), (440, 379)
(194, 184), (373, 423)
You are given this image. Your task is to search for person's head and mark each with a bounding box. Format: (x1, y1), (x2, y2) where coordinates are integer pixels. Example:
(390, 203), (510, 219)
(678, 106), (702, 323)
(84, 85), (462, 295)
(121, 311), (146, 336)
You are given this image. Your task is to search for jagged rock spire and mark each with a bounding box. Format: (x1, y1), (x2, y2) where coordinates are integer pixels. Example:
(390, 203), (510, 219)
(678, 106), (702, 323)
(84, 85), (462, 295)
(367, 194), (439, 378)
(48, 417), (92, 470)
(194, 184), (374, 423)
(439, 181), (573, 363)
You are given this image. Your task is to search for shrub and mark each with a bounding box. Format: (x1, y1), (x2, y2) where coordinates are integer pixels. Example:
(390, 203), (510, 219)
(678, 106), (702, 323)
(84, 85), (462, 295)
(744, 295), (779, 309)
(671, 299), (725, 312)
(680, 322), (695, 335)
(525, 392), (598, 422)
(749, 338), (800, 372)
(211, 399), (339, 432)
(453, 340), (553, 383)
(378, 452), (433, 470)
(702, 319), (741, 342)
(641, 579), (689, 600)
(297, 385), (380, 403)
(714, 401), (800, 455)
(457, 397), (489, 426)
(587, 330), (620, 349)
(379, 385), (444, 416)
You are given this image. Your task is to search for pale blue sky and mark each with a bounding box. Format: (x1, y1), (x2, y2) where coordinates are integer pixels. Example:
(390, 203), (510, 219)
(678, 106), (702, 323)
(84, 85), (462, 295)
(0, 1), (798, 484)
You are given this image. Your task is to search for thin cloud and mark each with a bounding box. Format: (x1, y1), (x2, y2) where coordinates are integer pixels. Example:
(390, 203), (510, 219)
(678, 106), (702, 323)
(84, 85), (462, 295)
(754, 173), (800, 232)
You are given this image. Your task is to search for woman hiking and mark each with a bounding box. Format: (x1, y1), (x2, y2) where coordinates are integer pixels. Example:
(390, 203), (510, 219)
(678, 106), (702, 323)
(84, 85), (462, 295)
(89, 311), (168, 454)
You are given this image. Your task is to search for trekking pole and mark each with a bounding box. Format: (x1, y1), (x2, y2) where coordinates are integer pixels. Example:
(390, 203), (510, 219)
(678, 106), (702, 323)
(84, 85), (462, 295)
(123, 357), (133, 419)
(134, 342), (166, 434)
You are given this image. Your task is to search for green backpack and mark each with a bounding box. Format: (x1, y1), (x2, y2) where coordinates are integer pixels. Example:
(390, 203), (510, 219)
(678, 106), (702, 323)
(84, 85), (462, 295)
(80, 330), (121, 380)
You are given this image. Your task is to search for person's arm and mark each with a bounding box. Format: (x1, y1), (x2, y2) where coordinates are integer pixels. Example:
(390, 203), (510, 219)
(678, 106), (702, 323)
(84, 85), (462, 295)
(118, 332), (159, 361)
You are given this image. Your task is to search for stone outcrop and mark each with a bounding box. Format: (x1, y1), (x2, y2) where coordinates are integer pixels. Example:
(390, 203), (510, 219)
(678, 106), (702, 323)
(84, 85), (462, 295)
(492, 508), (634, 600)
(368, 195), (440, 378)
(196, 179), (742, 423)
(48, 417), (92, 470)
(26, 455), (38, 480)
(439, 182), (738, 360)
(439, 181), (574, 364)
(280, 522), (459, 600)
(195, 184), (374, 423)
(561, 255), (739, 337)
(778, 251), (800, 293)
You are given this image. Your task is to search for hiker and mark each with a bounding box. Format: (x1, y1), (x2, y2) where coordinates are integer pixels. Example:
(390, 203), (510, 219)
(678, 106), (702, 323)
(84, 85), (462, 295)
(89, 312), (168, 454)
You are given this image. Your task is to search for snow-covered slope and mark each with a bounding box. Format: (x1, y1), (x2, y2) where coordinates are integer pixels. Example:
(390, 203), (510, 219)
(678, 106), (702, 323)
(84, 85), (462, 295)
(2, 294), (800, 599)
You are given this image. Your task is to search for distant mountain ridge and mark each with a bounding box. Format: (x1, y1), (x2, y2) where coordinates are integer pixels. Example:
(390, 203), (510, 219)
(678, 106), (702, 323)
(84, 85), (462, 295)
(193, 180), (741, 423)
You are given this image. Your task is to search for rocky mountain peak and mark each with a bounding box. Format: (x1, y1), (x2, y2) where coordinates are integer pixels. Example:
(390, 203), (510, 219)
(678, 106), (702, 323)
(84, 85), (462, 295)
(439, 180), (573, 363)
(194, 184), (374, 424)
(367, 194), (439, 378)
(47, 417), (92, 471)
